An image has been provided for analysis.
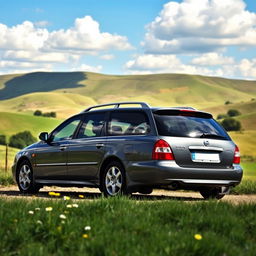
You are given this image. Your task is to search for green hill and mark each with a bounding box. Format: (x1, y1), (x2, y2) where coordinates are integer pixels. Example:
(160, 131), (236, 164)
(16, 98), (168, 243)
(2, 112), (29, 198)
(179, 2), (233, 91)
(0, 71), (255, 160)
(0, 112), (61, 137)
(0, 72), (255, 111)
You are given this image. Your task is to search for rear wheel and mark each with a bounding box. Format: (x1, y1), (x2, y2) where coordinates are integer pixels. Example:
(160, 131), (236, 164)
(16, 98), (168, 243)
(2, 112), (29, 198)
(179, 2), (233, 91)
(17, 160), (40, 193)
(200, 187), (226, 200)
(101, 161), (127, 197)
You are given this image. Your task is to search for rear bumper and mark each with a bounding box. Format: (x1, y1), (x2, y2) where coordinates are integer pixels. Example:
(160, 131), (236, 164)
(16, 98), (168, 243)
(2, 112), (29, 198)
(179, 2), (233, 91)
(126, 161), (243, 188)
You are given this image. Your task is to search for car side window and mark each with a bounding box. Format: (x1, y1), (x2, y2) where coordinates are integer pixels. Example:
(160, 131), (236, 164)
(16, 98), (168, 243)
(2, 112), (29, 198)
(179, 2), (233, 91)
(77, 113), (105, 138)
(51, 117), (81, 142)
(108, 111), (150, 136)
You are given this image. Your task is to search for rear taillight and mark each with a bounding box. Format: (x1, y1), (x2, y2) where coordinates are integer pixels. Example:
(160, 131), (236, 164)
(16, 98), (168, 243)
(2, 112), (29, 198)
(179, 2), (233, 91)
(152, 139), (174, 160)
(233, 145), (240, 164)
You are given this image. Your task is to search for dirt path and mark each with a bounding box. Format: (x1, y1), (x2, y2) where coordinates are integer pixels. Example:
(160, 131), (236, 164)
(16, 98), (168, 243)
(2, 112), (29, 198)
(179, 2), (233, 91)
(0, 185), (256, 204)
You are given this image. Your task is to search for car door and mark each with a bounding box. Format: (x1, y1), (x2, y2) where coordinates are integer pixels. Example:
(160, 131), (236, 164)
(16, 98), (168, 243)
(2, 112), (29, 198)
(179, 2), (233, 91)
(67, 112), (106, 182)
(34, 115), (82, 181)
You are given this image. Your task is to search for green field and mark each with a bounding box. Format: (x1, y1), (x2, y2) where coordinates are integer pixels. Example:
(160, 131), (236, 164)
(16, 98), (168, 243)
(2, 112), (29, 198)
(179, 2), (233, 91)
(0, 197), (255, 255)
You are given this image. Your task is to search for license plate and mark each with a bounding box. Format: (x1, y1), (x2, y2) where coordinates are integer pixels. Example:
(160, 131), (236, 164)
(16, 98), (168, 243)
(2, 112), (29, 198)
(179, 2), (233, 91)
(191, 152), (220, 163)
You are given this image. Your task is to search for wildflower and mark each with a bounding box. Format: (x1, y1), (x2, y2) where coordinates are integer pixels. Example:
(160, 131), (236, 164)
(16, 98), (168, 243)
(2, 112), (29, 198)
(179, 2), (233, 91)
(59, 214), (67, 220)
(45, 207), (53, 212)
(82, 234), (89, 239)
(84, 226), (91, 231)
(36, 220), (43, 225)
(64, 210), (69, 214)
(194, 234), (202, 240)
(66, 204), (72, 208)
(35, 208), (40, 211)
(61, 220), (65, 224)
(57, 226), (62, 232)
(72, 204), (79, 208)
(54, 192), (61, 196)
(48, 192), (56, 196)
(63, 196), (70, 200)
(28, 210), (34, 215)
(79, 194), (84, 198)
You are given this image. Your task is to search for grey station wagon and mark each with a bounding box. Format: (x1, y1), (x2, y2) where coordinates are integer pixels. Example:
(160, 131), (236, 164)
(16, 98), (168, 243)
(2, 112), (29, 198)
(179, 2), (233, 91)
(12, 102), (243, 199)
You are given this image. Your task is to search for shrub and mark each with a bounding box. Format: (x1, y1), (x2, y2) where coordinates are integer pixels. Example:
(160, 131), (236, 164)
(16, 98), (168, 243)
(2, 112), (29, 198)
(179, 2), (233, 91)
(34, 110), (42, 116)
(221, 118), (241, 131)
(43, 112), (56, 118)
(216, 114), (228, 120)
(225, 100), (232, 105)
(9, 131), (36, 149)
(227, 109), (241, 117)
(0, 135), (6, 145)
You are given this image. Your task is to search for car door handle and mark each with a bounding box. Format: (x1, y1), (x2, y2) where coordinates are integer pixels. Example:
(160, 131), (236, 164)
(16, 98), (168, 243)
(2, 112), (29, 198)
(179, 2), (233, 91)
(60, 145), (68, 151)
(96, 143), (104, 149)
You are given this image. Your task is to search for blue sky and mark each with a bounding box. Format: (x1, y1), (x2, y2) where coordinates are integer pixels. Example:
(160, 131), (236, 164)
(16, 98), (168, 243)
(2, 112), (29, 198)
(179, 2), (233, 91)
(0, 0), (256, 79)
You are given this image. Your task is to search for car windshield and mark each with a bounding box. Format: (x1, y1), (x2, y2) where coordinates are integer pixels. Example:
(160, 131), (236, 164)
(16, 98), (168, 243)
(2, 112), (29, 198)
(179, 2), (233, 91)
(153, 114), (230, 140)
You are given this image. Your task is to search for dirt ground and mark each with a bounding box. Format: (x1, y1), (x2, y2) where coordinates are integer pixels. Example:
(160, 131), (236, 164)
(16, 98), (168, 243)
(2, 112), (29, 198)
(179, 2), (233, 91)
(1, 185), (256, 204)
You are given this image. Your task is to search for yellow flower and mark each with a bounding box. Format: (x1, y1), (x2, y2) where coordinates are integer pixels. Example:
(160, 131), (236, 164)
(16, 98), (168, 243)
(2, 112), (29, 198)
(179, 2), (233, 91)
(28, 210), (34, 215)
(63, 196), (71, 200)
(79, 195), (85, 198)
(45, 207), (53, 212)
(194, 234), (202, 240)
(82, 234), (89, 239)
(54, 192), (61, 196)
(66, 204), (72, 208)
(57, 226), (62, 232)
(72, 204), (79, 208)
(48, 192), (56, 196)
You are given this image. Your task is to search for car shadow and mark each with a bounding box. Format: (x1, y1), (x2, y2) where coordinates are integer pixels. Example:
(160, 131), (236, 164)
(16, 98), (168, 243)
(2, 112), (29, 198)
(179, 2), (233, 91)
(0, 189), (204, 202)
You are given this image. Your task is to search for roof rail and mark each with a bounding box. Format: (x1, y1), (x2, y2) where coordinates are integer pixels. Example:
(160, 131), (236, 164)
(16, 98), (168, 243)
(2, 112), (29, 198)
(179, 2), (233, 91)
(170, 106), (196, 110)
(83, 102), (150, 112)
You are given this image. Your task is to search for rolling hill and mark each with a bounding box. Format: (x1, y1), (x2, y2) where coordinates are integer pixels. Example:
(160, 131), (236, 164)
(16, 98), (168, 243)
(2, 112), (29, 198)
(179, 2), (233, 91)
(0, 71), (255, 159)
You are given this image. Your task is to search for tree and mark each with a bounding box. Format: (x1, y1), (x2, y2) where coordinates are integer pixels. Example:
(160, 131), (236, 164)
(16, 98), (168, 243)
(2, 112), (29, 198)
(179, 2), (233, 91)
(9, 131), (37, 149)
(34, 110), (42, 116)
(227, 109), (241, 117)
(221, 118), (241, 132)
(0, 135), (6, 145)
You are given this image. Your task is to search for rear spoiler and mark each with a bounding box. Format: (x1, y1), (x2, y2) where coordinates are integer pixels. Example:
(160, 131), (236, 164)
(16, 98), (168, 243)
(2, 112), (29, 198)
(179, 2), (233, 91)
(153, 109), (213, 118)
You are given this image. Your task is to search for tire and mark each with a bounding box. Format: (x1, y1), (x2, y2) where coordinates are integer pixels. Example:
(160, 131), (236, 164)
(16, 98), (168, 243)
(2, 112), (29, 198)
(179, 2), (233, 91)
(101, 161), (127, 197)
(16, 160), (40, 194)
(200, 187), (225, 200)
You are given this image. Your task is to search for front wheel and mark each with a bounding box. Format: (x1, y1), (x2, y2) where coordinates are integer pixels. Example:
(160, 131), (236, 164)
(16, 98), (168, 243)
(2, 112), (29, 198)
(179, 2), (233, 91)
(17, 160), (40, 194)
(200, 187), (227, 200)
(101, 161), (127, 197)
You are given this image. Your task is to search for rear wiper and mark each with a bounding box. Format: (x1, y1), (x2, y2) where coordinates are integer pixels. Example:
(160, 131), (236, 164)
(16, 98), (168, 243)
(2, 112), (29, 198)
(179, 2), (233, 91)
(200, 133), (226, 139)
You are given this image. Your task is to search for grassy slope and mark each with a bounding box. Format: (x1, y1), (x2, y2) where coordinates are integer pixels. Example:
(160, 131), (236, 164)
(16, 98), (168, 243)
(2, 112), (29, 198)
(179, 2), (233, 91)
(0, 112), (61, 137)
(0, 198), (256, 255)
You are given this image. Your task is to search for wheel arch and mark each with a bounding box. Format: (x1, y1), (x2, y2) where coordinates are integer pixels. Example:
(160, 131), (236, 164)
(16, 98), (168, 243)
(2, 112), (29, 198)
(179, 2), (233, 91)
(99, 156), (126, 189)
(15, 156), (31, 178)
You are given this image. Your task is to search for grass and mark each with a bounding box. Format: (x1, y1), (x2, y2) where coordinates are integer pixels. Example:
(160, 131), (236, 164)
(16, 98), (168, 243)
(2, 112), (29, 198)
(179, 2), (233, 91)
(0, 197), (256, 255)
(0, 112), (61, 138)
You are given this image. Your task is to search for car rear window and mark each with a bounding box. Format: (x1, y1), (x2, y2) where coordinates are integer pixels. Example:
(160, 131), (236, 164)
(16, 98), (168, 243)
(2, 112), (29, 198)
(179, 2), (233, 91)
(153, 113), (230, 140)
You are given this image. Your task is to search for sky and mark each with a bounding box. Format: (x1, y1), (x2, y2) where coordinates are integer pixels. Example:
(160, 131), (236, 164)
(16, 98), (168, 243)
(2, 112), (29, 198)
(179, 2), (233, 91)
(0, 0), (256, 79)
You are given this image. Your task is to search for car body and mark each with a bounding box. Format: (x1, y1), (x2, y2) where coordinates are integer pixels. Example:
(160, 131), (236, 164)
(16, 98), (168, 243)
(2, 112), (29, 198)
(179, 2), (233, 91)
(12, 102), (243, 199)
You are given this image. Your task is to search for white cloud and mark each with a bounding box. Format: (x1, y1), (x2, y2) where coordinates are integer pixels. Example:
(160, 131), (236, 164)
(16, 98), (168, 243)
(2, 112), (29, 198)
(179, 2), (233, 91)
(45, 16), (132, 52)
(191, 53), (235, 66)
(72, 63), (102, 73)
(144, 0), (256, 54)
(0, 16), (132, 73)
(125, 54), (215, 75)
(100, 54), (115, 60)
(35, 20), (50, 28)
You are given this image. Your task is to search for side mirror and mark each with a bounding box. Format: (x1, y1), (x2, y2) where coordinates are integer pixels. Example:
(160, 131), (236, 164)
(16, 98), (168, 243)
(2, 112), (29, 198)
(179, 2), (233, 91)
(39, 132), (49, 142)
